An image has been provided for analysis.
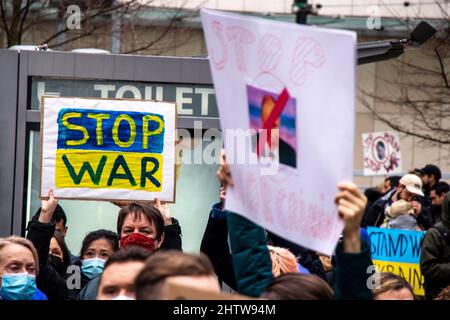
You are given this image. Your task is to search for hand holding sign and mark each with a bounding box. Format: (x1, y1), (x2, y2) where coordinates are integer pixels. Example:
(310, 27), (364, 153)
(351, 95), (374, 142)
(154, 198), (172, 226)
(216, 149), (233, 189)
(39, 189), (58, 224)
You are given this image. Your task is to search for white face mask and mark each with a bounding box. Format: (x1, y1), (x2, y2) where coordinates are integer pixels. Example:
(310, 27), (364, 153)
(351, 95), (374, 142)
(111, 295), (135, 301)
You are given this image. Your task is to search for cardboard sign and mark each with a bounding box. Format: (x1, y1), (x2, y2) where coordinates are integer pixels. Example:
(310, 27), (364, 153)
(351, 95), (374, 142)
(40, 97), (176, 202)
(362, 131), (401, 176)
(201, 9), (356, 255)
(368, 227), (426, 296)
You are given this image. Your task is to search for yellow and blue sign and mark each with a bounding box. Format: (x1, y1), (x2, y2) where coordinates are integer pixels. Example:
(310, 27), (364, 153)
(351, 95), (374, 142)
(55, 108), (165, 191)
(367, 227), (426, 296)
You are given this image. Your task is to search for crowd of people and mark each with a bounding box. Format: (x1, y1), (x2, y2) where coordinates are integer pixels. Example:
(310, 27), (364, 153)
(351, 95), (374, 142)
(0, 155), (449, 300)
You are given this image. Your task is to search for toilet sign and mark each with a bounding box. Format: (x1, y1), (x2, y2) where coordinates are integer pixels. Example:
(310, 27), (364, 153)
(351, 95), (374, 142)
(40, 97), (176, 202)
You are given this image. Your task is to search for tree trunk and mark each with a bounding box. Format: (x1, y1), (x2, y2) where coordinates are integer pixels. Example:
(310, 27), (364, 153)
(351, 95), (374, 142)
(6, 0), (23, 47)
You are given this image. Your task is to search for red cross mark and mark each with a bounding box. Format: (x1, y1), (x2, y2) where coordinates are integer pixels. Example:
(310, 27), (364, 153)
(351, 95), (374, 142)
(257, 87), (290, 157)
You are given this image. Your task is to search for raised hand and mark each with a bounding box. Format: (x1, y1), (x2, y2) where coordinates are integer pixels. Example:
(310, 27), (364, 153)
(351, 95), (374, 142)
(154, 198), (172, 226)
(216, 149), (233, 188)
(39, 189), (58, 223)
(334, 182), (367, 253)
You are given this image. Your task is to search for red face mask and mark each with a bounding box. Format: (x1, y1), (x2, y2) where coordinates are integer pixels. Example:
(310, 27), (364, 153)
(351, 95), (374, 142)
(120, 233), (157, 251)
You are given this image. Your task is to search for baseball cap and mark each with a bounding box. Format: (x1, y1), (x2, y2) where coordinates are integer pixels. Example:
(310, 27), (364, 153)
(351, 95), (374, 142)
(415, 164), (442, 181)
(399, 174), (424, 197)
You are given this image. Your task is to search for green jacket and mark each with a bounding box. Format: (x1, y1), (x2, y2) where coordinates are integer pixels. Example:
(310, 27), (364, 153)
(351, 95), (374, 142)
(227, 212), (273, 297)
(227, 212), (373, 299)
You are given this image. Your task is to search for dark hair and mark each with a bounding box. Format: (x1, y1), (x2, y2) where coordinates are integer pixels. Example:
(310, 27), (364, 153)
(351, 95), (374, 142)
(431, 181), (450, 197)
(135, 250), (215, 300)
(79, 229), (119, 258)
(385, 176), (401, 189)
(261, 273), (333, 300)
(104, 246), (152, 270)
(372, 272), (414, 299)
(34, 204), (67, 227)
(52, 230), (71, 269)
(435, 285), (450, 300)
(421, 164), (442, 182)
(117, 203), (164, 240)
(53, 205), (67, 227)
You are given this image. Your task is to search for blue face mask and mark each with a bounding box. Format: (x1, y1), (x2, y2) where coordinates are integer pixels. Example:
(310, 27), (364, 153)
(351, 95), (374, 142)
(0, 272), (37, 300)
(81, 258), (106, 279)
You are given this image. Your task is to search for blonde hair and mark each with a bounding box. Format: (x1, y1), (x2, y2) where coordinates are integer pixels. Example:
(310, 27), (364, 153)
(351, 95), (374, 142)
(372, 272), (414, 298)
(268, 245), (298, 277)
(0, 236), (39, 275)
(387, 200), (415, 218)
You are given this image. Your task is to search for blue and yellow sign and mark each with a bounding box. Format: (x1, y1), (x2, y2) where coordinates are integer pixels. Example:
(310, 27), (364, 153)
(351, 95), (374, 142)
(367, 227), (426, 296)
(55, 108), (165, 191)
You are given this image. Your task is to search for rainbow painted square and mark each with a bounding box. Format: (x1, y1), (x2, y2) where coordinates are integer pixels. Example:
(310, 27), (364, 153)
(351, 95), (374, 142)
(55, 108), (165, 191)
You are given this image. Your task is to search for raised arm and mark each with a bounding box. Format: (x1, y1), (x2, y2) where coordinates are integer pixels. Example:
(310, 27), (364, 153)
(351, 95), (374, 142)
(333, 182), (373, 300)
(26, 190), (70, 300)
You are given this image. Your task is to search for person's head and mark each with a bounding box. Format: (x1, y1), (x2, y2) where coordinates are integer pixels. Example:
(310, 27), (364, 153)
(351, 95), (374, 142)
(387, 200), (415, 218)
(397, 174), (424, 201)
(79, 229), (119, 280)
(409, 169), (422, 177)
(376, 141), (386, 161)
(381, 176), (401, 194)
(442, 192), (450, 228)
(261, 94), (280, 149)
(0, 236), (39, 300)
(430, 181), (450, 206)
(268, 246), (298, 277)
(261, 273), (333, 300)
(135, 250), (220, 300)
(417, 164), (441, 188)
(97, 246), (152, 300)
(117, 203), (165, 251)
(372, 272), (414, 300)
(49, 230), (71, 273)
(53, 205), (68, 237)
(35, 205), (68, 237)
(435, 285), (450, 300)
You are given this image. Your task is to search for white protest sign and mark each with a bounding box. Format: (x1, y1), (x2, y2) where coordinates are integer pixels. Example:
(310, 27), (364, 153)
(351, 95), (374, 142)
(40, 97), (176, 202)
(201, 9), (356, 255)
(362, 131), (402, 176)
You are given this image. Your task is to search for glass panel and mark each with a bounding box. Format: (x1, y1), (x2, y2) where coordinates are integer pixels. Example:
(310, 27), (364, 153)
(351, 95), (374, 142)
(26, 130), (221, 255)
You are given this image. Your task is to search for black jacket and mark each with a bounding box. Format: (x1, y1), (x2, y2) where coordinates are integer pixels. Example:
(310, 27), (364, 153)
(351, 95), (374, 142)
(160, 218), (183, 251)
(200, 203), (236, 289)
(420, 192), (450, 299)
(26, 218), (78, 300)
(362, 188), (396, 227)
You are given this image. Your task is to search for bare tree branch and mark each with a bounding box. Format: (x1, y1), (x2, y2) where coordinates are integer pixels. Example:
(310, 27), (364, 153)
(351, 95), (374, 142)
(0, 1), (10, 33)
(123, 7), (187, 54)
(41, 1), (128, 45)
(434, 45), (450, 88)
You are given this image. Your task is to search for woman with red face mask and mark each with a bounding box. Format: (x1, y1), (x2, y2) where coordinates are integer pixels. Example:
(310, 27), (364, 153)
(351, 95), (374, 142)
(78, 200), (183, 300)
(116, 200), (182, 252)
